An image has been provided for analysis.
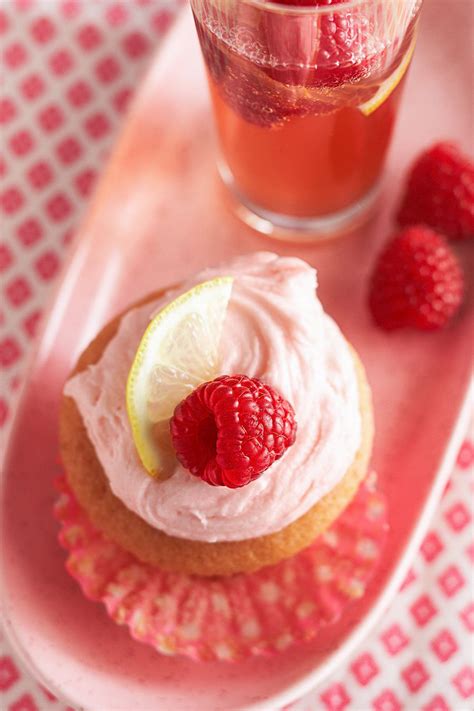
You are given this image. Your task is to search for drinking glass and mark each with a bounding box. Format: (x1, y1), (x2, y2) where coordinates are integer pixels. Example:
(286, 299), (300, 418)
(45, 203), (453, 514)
(191, 0), (423, 240)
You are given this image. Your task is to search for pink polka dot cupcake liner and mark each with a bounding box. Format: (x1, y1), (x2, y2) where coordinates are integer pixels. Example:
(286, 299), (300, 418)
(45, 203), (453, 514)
(54, 473), (388, 662)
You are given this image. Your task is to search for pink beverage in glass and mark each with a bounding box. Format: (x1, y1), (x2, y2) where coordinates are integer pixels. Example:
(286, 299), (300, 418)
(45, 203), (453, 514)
(191, 0), (423, 238)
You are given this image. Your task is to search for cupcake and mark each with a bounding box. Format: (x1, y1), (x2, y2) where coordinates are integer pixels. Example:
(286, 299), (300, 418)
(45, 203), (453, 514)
(60, 252), (374, 578)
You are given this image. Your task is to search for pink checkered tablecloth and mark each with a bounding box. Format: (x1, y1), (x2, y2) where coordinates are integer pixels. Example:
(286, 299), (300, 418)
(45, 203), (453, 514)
(0, 1), (473, 710)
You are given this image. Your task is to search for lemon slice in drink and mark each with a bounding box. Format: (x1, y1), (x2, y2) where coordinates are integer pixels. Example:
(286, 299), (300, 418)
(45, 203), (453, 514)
(126, 277), (233, 478)
(359, 38), (416, 116)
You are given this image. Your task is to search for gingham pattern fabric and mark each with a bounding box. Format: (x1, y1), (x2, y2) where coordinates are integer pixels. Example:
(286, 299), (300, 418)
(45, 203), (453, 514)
(1, 2), (472, 709)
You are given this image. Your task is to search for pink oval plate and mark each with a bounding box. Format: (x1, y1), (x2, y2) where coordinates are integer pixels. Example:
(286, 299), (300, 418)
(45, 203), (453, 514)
(1, 5), (472, 711)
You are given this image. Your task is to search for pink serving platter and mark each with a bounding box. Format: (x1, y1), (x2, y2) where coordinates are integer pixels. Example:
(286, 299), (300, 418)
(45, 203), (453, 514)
(1, 3), (473, 710)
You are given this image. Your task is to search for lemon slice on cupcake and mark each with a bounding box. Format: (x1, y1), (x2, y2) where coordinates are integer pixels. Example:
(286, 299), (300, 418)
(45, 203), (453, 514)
(126, 277), (233, 478)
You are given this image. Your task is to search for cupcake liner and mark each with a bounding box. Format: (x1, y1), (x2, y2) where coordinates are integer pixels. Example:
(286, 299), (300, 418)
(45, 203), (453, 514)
(54, 472), (388, 662)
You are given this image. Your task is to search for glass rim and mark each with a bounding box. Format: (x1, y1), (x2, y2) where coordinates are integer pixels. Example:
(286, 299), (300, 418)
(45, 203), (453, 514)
(231, 0), (396, 17)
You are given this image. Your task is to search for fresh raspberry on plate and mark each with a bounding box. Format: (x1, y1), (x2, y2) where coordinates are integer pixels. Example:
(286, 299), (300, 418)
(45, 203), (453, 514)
(397, 142), (474, 241)
(369, 226), (464, 331)
(170, 374), (297, 488)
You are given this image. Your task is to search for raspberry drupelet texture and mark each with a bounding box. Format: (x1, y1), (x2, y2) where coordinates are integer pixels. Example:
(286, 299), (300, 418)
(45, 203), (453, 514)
(369, 226), (464, 331)
(267, 0), (381, 89)
(170, 375), (297, 488)
(397, 142), (474, 241)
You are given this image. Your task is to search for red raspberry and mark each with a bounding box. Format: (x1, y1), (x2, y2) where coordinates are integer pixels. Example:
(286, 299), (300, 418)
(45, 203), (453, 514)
(196, 0), (386, 127)
(369, 226), (464, 331)
(196, 23), (312, 128)
(170, 375), (297, 488)
(264, 0), (384, 89)
(397, 142), (474, 241)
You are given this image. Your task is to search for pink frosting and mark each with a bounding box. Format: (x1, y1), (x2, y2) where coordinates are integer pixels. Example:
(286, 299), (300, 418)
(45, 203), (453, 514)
(65, 253), (361, 543)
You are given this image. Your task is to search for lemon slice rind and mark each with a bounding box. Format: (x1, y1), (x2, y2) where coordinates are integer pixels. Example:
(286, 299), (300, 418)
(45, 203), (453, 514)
(359, 38), (416, 117)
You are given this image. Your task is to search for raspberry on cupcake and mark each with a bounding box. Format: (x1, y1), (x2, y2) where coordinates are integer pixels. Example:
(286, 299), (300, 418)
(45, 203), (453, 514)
(171, 374), (297, 488)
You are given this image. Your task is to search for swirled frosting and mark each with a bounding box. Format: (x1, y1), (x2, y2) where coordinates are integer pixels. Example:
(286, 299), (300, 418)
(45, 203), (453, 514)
(65, 252), (361, 542)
